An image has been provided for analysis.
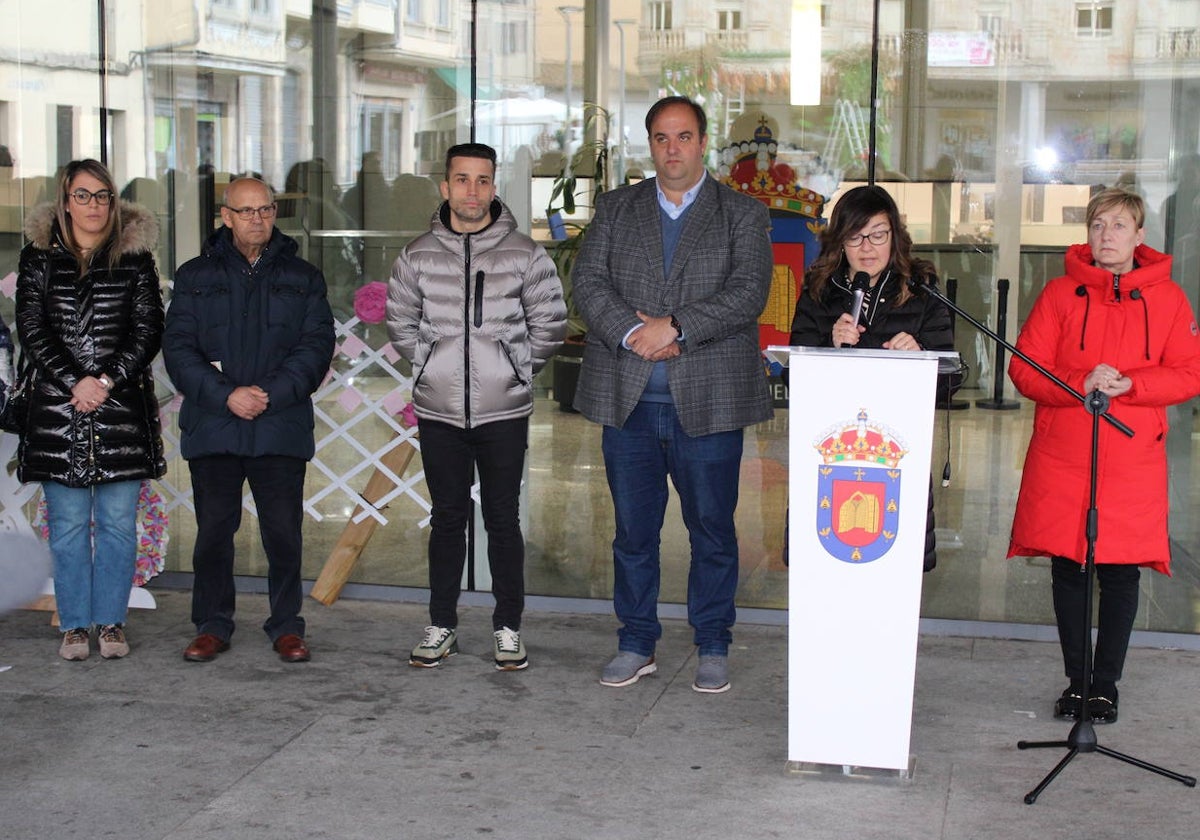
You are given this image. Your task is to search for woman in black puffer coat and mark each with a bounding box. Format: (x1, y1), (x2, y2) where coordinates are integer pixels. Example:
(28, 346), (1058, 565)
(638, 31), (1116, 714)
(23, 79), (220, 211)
(788, 185), (956, 572)
(16, 159), (165, 661)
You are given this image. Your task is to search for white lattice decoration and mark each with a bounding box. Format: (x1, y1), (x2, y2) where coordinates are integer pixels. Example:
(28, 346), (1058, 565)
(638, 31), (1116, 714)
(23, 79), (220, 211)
(153, 312), (430, 528)
(308, 314), (429, 526)
(0, 433), (42, 538)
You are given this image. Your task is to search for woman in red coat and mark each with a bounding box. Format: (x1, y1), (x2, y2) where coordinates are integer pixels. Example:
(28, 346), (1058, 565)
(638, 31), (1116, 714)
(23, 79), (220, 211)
(1008, 188), (1200, 724)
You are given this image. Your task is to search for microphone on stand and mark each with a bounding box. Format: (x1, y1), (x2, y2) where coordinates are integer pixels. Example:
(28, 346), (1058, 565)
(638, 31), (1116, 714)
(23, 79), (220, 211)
(843, 271), (871, 348)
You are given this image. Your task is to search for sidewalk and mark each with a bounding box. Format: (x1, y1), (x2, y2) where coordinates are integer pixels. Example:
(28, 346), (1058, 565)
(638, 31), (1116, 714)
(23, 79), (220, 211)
(1, 589), (1197, 840)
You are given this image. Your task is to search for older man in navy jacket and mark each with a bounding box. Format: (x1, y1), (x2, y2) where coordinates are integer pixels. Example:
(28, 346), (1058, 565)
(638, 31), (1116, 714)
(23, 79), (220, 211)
(573, 97), (774, 693)
(164, 177), (334, 664)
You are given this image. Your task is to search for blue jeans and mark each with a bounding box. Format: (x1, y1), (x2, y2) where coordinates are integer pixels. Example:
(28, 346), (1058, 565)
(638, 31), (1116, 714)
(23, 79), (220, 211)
(601, 401), (744, 657)
(42, 480), (141, 630)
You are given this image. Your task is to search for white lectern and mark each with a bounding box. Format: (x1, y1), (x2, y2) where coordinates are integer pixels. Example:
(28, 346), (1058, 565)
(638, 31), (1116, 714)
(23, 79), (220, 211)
(770, 345), (956, 774)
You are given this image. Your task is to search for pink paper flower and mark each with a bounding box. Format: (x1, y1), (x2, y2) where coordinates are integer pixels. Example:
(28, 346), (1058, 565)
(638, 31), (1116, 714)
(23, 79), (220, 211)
(400, 401), (417, 428)
(353, 281), (389, 324)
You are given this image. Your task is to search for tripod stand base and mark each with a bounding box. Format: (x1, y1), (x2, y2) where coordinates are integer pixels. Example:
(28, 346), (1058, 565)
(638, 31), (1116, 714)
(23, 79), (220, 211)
(1017, 719), (1196, 804)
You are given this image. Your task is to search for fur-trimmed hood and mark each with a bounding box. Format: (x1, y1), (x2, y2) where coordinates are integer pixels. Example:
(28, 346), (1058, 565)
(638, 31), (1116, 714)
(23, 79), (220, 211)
(22, 199), (159, 255)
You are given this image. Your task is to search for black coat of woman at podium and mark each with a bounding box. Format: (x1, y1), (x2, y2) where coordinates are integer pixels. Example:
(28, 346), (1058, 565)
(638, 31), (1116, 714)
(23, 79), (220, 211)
(788, 185), (957, 571)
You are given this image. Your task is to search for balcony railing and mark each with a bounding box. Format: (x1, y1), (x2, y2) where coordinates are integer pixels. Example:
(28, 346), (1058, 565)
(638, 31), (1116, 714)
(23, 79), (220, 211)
(707, 30), (749, 51)
(639, 29), (686, 54)
(1156, 29), (1200, 60)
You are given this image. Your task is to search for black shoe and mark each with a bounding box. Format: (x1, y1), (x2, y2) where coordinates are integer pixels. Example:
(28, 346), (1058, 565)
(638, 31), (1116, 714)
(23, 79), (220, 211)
(1053, 687), (1084, 720)
(1087, 688), (1119, 724)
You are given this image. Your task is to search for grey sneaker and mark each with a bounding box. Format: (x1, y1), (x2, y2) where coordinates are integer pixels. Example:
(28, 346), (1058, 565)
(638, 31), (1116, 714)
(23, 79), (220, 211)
(493, 626), (528, 671)
(97, 624), (130, 659)
(409, 625), (458, 668)
(59, 628), (90, 661)
(600, 651), (656, 687)
(692, 654), (730, 694)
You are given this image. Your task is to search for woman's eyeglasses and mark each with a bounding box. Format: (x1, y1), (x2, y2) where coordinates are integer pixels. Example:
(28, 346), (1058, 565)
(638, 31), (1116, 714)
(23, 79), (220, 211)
(845, 228), (891, 248)
(68, 188), (115, 206)
(227, 204), (278, 220)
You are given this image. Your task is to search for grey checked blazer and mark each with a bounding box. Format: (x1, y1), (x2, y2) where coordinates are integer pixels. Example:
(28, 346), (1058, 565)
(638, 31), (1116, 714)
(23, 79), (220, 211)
(572, 175), (774, 437)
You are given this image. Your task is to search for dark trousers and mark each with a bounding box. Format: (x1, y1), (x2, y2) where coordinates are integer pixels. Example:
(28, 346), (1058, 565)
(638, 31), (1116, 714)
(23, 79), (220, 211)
(418, 417), (528, 631)
(1051, 555), (1141, 688)
(188, 455), (308, 643)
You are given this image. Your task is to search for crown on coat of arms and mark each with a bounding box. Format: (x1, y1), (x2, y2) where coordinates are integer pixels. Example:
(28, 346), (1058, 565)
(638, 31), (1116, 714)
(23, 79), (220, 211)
(716, 114), (827, 219)
(814, 409), (908, 468)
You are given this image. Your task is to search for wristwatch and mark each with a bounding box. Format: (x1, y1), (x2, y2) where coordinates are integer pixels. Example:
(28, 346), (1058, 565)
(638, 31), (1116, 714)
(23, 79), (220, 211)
(98, 374), (114, 391)
(670, 314), (683, 338)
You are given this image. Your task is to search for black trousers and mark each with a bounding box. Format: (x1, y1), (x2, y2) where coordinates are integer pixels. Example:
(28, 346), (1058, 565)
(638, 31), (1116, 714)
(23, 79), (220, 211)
(1051, 555), (1141, 688)
(418, 417), (528, 631)
(188, 455), (308, 643)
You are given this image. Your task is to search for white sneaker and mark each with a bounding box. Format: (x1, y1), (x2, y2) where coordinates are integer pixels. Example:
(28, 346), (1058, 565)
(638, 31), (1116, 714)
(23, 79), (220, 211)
(409, 626), (458, 668)
(493, 626), (528, 671)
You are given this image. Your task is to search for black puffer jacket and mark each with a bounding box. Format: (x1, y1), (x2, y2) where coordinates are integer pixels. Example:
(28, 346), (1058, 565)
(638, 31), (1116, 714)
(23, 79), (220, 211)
(15, 202), (166, 487)
(789, 267), (954, 352)
(163, 225), (334, 460)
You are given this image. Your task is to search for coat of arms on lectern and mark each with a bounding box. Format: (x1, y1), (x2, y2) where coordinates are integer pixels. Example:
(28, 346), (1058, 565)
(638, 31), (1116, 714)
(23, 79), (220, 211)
(814, 409), (908, 564)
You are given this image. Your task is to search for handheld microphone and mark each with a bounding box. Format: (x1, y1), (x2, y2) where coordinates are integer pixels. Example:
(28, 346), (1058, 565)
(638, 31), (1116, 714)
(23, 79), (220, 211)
(843, 272), (871, 347)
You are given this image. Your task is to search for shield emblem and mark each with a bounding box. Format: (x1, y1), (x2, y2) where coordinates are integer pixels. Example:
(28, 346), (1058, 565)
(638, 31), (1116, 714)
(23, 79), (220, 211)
(816, 464), (901, 563)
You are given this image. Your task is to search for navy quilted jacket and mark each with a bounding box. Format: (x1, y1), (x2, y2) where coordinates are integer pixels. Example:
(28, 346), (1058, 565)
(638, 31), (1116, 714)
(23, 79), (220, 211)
(163, 226), (334, 460)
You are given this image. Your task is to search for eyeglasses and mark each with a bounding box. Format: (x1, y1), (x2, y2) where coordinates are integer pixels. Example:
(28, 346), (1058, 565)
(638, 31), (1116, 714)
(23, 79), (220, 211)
(227, 203), (278, 220)
(845, 228), (891, 248)
(68, 188), (114, 206)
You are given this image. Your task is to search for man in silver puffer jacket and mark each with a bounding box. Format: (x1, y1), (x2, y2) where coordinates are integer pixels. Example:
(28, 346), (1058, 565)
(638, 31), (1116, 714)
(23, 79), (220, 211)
(387, 142), (565, 672)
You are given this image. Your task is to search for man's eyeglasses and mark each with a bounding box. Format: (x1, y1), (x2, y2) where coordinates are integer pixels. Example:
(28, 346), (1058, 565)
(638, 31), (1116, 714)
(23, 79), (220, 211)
(69, 188), (114, 206)
(845, 228), (891, 248)
(227, 203), (278, 220)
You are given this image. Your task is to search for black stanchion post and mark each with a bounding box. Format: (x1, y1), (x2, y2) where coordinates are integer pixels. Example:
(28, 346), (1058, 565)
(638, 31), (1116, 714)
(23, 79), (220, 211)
(976, 277), (1021, 410)
(939, 276), (970, 411)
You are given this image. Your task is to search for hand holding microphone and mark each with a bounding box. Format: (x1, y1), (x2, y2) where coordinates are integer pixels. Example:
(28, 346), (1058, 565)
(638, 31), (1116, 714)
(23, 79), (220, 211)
(837, 272), (871, 348)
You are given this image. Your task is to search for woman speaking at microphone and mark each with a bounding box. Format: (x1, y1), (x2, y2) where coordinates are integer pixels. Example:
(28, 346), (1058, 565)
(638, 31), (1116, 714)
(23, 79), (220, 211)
(788, 184), (954, 353)
(1008, 187), (1200, 725)
(787, 184), (956, 572)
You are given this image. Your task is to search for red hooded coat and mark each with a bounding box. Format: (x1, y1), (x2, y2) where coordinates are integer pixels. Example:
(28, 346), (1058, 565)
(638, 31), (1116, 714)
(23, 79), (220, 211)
(1007, 243), (1200, 574)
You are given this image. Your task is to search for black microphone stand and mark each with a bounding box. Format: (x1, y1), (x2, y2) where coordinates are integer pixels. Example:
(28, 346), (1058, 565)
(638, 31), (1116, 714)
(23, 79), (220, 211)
(907, 277), (1197, 803)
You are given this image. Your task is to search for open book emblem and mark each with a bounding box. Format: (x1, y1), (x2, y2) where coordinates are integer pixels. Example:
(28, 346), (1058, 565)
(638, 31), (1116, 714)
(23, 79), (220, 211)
(814, 410), (907, 564)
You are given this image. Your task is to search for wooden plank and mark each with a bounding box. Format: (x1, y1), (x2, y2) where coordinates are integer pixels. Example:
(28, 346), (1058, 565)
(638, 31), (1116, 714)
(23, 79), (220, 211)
(23, 595), (57, 612)
(310, 436), (419, 605)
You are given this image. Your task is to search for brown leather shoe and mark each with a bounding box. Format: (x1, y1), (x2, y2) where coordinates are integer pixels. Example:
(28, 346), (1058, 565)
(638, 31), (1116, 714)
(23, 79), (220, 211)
(183, 633), (230, 662)
(273, 633), (311, 663)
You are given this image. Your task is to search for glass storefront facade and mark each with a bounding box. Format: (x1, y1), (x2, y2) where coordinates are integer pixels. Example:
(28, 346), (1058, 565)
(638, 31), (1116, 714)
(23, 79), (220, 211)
(3, 0), (1200, 634)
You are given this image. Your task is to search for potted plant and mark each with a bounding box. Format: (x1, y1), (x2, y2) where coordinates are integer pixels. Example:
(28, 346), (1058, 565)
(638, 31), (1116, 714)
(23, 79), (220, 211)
(546, 105), (611, 411)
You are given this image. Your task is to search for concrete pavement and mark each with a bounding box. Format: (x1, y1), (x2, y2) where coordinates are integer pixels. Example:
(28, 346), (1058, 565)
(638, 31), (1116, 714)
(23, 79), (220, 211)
(2, 589), (1198, 840)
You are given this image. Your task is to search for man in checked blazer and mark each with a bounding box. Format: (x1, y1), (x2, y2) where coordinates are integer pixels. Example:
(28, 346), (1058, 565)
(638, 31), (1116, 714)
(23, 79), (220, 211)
(572, 96), (774, 694)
